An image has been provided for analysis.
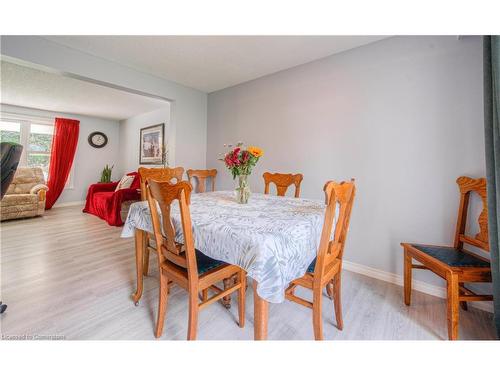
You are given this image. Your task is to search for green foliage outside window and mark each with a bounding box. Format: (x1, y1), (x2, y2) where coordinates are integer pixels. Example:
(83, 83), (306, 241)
(29, 132), (52, 152)
(28, 132), (53, 178)
(0, 130), (21, 144)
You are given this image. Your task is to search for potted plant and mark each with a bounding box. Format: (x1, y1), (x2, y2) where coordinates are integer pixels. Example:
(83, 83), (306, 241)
(99, 164), (114, 183)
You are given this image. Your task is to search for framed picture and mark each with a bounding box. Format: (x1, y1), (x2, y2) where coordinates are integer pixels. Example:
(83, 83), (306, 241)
(139, 123), (164, 165)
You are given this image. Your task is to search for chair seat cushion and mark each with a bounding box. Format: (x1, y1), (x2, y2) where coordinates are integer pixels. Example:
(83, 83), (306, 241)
(411, 244), (490, 268)
(196, 250), (225, 274)
(307, 258), (316, 273)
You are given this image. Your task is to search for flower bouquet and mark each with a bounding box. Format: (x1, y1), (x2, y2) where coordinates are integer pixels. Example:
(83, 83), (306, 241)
(220, 142), (264, 203)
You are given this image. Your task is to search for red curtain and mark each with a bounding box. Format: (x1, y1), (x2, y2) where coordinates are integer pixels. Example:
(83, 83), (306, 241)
(45, 118), (80, 209)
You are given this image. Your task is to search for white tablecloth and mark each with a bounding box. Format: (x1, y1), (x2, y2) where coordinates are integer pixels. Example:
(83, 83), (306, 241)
(121, 191), (326, 303)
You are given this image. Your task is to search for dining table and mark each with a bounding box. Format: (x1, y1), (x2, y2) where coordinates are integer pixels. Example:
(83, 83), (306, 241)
(120, 190), (327, 340)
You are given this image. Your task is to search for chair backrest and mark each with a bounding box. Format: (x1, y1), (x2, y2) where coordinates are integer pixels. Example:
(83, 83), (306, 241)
(454, 176), (489, 252)
(146, 179), (199, 285)
(313, 180), (356, 282)
(187, 169), (217, 193)
(1, 142), (23, 199)
(6, 167), (45, 195)
(263, 172), (303, 198)
(138, 166), (184, 200)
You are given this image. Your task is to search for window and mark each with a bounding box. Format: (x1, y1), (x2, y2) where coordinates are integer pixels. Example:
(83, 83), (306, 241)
(0, 120), (21, 144)
(0, 114), (73, 188)
(28, 124), (54, 179)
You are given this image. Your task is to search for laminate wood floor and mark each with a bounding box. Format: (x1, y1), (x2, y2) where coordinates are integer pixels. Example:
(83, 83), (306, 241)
(0, 206), (497, 340)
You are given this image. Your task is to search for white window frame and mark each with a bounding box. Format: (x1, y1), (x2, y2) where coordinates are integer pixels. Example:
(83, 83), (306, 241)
(0, 112), (75, 190)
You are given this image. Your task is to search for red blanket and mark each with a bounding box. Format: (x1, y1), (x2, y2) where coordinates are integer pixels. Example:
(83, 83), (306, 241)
(83, 172), (140, 226)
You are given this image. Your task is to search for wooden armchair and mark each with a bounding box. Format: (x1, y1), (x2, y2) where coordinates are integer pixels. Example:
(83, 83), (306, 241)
(146, 179), (246, 339)
(138, 167), (184, 276)
(263, 172), (303, 197)
(187, 169), (217, 193)
(401, 176), (492, 340)
(285, 179), (356, 340)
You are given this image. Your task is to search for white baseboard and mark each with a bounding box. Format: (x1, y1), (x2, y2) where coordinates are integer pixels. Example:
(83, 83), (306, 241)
(53, 200), (85, 208)
(342, 260), (494, 313)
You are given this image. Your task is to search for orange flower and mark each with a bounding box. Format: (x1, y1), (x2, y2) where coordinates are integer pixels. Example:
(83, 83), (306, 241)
(247, 146), (264, 158)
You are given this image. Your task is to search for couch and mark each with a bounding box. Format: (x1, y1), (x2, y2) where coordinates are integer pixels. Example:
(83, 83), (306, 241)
(83, 172), (140, 226)
(0, 167), (49, 221)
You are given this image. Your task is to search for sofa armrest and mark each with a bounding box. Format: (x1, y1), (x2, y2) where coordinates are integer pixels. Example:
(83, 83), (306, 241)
(30, 184), (49, 202)
(88, 182), (119, 193)
(30, 183), (49, 195)
(83, 182), (120, 214)
(38, 189), (46, 202)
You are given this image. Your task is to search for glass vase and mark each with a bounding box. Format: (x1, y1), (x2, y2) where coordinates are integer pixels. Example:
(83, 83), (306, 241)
(235, 174), (251, 204)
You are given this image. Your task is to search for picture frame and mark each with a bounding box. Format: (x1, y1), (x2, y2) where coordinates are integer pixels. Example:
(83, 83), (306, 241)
(139, 123), (164, 165)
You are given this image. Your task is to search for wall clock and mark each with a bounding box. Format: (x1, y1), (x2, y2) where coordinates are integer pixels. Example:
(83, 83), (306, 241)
(88, 131), (108, 148)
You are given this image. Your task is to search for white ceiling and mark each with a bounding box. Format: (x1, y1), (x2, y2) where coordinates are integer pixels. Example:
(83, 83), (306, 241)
(43, 36), (389, 93)
(0, 60), (169, 120)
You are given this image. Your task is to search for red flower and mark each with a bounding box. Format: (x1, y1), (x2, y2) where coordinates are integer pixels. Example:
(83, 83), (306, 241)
(230, 149), (241, 165)
(225, 154), (234, 167)
(241, 150), (250, 163)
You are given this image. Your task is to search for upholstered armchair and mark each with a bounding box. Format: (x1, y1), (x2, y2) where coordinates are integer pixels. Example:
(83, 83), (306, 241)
(83, 172), (141, 226)
(0, 167), (49, 221)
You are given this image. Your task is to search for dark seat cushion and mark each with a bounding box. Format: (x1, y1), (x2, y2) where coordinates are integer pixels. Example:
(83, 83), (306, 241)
(307, 258), (316, 273)
(196, 250), (225, 274)
(411, 244), (490, 268)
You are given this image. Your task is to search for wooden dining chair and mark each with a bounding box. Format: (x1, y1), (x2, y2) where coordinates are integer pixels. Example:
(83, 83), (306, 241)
(263, 172), (303, 197)
(285, 179), (356, 340)
(138, 166), (185, 276)
(186, 169), (217, 193)
(138, 166), (184, 200)
(146, 179), (246, 339)
(401, 176), (492, 340)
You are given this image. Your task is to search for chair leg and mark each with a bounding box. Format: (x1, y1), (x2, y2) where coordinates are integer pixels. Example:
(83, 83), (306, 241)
(326, 280), (334, 299)
(332, 273), (343, 330)
(446, 272), (460, 340)
(143, 245), (150, 276)
(459, 283), (468, 311)
(154, 272), (169, 338)
(312, 287), (324, 340)
(404, 249), (412, 306)
(201, 288), (208, 302)
(187, 289), (199, 340)
(221, 277), (232, 309)
(238, 271), (246, 328)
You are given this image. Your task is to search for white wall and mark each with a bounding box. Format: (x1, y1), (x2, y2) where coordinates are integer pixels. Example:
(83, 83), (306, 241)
(119, 106), (173, 173)
(0, 36), (207, 170)
(207, 36), (486, 288)
(1, 103), (121, 204)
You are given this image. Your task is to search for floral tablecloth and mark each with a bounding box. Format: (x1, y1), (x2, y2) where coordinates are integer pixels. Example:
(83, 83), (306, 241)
(121, 191), (327, 303)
